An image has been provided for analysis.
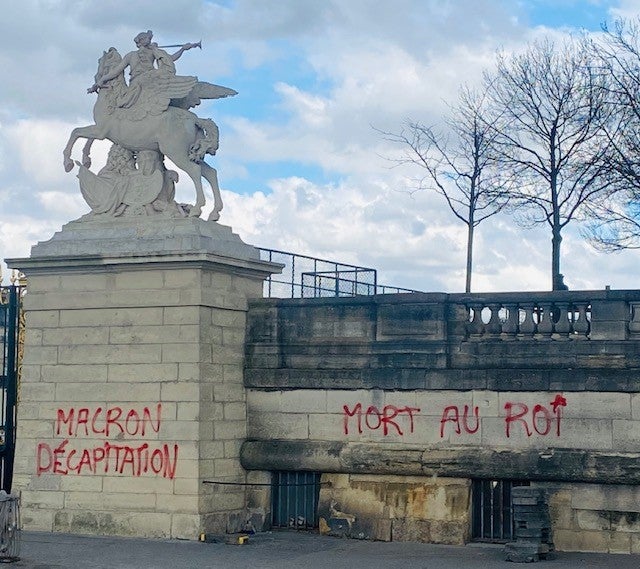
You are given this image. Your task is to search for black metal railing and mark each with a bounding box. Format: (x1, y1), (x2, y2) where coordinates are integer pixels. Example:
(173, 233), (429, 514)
(258, 248), (420, 298)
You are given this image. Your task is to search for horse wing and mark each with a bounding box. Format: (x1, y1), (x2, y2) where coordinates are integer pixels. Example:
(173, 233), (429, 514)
(170, 81), (238, 110)
(155, 74), (198, 100)
(118, 73), (198, 120)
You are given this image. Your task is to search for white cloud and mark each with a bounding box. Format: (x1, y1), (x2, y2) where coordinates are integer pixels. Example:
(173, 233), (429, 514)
(7, 119), (78, 186)
(609, 0), (640, 19)
(36, 192), (87, 218)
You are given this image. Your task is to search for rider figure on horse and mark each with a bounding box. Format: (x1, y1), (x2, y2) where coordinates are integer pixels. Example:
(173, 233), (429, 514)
(88, 30), (199, 108)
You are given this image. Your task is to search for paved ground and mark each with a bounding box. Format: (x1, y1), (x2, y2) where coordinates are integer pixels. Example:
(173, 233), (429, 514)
(10, 531), (640, 569)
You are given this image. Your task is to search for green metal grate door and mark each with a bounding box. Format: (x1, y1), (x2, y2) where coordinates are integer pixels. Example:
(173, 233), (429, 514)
(271, 471), (321, 529)
(471, 479), (530, 542)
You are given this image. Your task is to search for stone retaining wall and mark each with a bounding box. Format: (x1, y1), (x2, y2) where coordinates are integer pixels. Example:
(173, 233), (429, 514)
(242, 295), (640, 553)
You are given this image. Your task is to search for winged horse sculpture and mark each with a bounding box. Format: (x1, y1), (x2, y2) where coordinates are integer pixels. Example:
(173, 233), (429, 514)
(62, 40), (236, 221)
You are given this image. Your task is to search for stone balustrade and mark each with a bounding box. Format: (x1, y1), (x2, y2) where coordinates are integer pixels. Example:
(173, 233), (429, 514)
(465, 301), (591, 339)
(245, 288), (640, 392)
(452, 289), (640, 341)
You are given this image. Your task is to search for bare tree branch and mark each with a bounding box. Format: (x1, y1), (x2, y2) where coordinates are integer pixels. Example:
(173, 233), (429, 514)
(583, 18), (640, 251)
(379, 86), (509, 292)
(483, 36), (616, 290)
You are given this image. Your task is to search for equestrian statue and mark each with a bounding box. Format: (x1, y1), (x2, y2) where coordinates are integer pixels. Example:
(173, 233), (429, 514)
(62, 30), (237, 221)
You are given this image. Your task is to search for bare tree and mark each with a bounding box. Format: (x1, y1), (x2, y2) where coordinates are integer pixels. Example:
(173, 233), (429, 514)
(382, 87), (508, 292)
(585, 194), (640, 251)
(485, 37), (616, 290)
(582, 20), (640, 251)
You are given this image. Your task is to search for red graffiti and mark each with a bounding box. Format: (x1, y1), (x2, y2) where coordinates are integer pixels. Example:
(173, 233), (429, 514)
(343, 403), (421, 436)
(551, 394), (567, 413)
(504, 394), (567, 437)
(439, 405), (480, 437)
(38, 403), (179, 479)
(55, 404), (162, 437)
(37, 440), (178, 479)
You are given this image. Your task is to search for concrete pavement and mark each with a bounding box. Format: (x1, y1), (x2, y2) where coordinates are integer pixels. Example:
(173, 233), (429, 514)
(12, 531), (640, 569)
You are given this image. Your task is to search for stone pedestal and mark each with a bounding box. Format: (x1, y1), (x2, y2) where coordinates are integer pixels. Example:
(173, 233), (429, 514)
(6, 217), (280, 539)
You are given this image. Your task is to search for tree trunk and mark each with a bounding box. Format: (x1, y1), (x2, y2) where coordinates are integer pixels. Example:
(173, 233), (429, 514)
(551, 227), (562, 290)
(465, 223), (474, 293)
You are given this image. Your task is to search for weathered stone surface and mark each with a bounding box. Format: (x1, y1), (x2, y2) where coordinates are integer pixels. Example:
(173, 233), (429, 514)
(377, 302), (447, 339)
(24, 218), (259, 262)
(241, 440), (344, 472)
(317, 473), (468, 545)
(241, 294), (640, 553)
(391, 519), (433, 542)
(504, 541), (549, 563)
(241, 440), (640, 484)
(553, 528), (632, 553)
(245, 294), (640, 393)
(570, 484), (640, 513)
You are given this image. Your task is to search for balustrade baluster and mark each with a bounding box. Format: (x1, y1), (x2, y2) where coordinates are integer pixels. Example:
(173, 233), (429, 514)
(518, 304), (536, 337)
(536, 303), (554, 337)
(501, 304), (519, 339)
(460, 297), (597, 341)
(486, 303), (503, 336)
(467, 305), (485, 337)
(629, 302), (640, 335)
(572, 303), (590, 338)
(552, 303), (571, 339)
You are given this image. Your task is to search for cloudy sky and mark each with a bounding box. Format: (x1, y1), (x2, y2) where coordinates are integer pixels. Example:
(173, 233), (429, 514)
(2, 0), (640, 292)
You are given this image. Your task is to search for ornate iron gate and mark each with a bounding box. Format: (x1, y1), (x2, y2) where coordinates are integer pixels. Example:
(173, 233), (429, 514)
(271, 471), (321, 529)
(0, 284), (22, 492)
(471, 479), (530, 542)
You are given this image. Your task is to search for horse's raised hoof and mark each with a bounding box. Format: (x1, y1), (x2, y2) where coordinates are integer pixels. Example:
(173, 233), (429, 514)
(207, 210), (220, 222)
(82, 157), (92, 169)
(64, 158), (75, 173)
(189, 205), (203, 218)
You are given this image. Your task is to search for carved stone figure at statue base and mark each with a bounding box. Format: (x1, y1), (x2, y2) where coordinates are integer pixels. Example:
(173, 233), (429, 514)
(63, 30), (237, 221)
(77, 146), (191, 219)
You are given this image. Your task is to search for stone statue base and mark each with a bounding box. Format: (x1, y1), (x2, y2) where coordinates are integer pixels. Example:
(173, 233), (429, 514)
(7, 217), (280, 539)
(30, 216), (259, 260)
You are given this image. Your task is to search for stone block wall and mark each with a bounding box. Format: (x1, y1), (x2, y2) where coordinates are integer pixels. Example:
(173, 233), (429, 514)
(10, 218), (278, 539)
(318, 474), (470, 544)
(12, 253), (640, 549)
(16, 265), (260, 538)
(242, 387), (640, 550)
(542, 483), (640, 554)
(245, 388), (638, 453)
